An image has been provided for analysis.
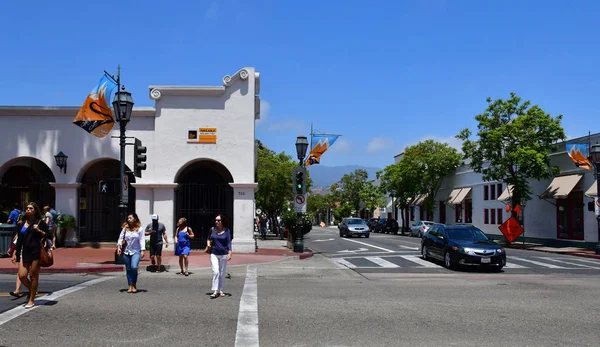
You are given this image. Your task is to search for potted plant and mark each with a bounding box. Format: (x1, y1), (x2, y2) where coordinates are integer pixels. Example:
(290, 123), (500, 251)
(57, 214), (76, 247)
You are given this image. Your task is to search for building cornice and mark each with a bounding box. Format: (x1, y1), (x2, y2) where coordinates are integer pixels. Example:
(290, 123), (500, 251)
(0, 106), (155, 118)
(230, 183), (259, 190)
(149, 67), (254, 100)
(50, 183), (82, 188)
(131, 183), (179, 189)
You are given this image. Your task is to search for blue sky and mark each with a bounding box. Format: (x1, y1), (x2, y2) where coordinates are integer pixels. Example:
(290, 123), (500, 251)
(1, 0), (599, 169)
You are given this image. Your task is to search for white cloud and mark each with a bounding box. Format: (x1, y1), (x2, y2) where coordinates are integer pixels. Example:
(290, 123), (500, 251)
(328, 138), (352, 154)
(367, 137), (394, 153)
(257, 99), (270, 124)
(267, 120), (304, 132)
(205, 1), (218, 20)
(421, 135), (463, 151)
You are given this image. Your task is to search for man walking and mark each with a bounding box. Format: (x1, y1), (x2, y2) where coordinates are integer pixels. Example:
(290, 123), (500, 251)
(145, 214), (169, 272)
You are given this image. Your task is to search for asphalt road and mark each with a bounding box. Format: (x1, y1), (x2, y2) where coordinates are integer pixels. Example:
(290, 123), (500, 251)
(305, 226), (600, 275)
(0, 233), (599, 346)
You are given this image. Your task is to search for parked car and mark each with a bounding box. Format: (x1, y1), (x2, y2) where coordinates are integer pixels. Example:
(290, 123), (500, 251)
(421, 223), (506, 270)
(410, 221), (434, 238)
(367, 218), (378, 231)
(384, 218), (399, 234)
(373, 218), (387, 233)
(339, 218), (370, 238)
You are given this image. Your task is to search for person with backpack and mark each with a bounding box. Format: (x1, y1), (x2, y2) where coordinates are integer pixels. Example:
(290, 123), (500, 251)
(6, 203), (21, 225)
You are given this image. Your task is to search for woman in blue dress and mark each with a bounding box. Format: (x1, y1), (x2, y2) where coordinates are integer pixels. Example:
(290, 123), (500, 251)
(174, 217), (194, 276)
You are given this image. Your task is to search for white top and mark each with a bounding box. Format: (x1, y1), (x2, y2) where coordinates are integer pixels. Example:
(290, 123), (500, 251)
(116, 227), (146, 255)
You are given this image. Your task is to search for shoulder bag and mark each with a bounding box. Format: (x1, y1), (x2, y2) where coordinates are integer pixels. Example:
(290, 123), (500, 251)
(39, 220), (54, 267)
(204, 228), (214, 254)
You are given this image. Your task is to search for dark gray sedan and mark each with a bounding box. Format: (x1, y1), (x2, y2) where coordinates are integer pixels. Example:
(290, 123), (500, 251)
(339, 218), (370, 238)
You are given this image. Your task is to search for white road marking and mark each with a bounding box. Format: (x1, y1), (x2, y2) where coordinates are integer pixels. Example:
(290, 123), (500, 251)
(337, 248), (369, 253)
(313, 238), (335, 242)
(510, 256), (567, 269)
(503, 262), (528, 269)
(341, 238), (394, 252)
(399, 245), (420, 250)
(566, 258), (600, 265)
(235, 265), (259, 347)
(0, 276), (114, 326)
(365, 257), (400, 268)
(399, 255), (439, 268)
(334, 259), (357, 269)
(538, 257), (600, 269)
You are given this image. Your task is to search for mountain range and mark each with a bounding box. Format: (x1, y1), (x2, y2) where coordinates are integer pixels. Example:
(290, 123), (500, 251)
(307, 165), (381, 189)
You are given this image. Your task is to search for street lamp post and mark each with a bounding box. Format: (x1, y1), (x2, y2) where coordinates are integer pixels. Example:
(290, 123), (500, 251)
(590, 143), (600, 255)
(294, 135), (309, 253)
(112, 84), (135, 222)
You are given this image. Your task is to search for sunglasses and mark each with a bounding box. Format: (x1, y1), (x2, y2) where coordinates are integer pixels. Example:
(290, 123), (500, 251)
(215, 219), (221, 222)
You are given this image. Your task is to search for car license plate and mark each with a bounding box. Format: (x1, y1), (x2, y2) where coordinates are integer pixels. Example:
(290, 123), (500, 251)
(481, 257), (491, 264)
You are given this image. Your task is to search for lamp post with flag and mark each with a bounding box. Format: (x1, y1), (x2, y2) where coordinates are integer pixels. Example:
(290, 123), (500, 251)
(293, 135), (309, 253)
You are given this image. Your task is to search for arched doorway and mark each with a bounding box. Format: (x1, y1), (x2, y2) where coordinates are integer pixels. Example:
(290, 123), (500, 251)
(175, 160), (234, 249)
(0, 157), (55, 220)
(78, 159), (136, 242)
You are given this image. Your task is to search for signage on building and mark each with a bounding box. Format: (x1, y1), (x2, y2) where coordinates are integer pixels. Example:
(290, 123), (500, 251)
(187, 127), (217, 144)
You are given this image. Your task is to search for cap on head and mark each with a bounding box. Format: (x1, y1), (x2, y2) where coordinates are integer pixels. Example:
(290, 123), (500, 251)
(151, 214), (159, 221)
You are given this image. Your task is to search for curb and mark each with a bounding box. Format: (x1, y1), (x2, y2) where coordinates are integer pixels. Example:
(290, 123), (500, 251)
(0, 265), (124, 274)
(299, 249), (314, 260)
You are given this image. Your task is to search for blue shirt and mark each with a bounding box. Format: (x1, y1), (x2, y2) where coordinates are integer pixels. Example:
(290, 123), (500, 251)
(211, 228), (232, 256)
(8, 210), (20, 225)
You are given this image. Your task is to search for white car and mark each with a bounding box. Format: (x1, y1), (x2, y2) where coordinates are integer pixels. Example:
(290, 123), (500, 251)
(410, 221), (434, 238)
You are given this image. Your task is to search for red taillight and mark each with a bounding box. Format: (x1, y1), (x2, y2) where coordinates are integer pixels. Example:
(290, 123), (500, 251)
(423, 225), (427, 230)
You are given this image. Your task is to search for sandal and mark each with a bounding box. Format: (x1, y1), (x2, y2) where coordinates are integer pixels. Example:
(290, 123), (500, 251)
(219, 291), (225, 297)
(184, 271), (189, 277)
(210, 291), (219, 299)
(9, 291), (22, 298)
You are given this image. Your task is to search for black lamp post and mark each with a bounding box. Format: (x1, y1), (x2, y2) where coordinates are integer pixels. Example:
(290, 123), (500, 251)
(112, 86), (135, 217)
(590, 143), (600, 255)
(54, 151), (68, 174)
(294, 135), (309, 253)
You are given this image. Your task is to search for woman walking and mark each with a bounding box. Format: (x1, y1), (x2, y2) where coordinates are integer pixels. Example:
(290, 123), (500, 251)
(11, 202), (49, 308)
(174, 218), (194, 276)
(208, 214), (232, 298)
(116, 213), (145, 293)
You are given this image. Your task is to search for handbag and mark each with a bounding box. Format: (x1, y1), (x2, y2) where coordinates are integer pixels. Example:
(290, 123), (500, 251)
(120, 229), (127, 251)
(39, 239), (54, 267)
(204, 228), (214, 254)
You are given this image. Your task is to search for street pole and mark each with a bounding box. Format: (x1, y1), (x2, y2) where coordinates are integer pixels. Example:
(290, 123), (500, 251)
(294, 158), (304, 253)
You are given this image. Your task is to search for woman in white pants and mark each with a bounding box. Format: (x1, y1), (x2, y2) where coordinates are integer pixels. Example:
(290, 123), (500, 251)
(207, 214), (232, 298)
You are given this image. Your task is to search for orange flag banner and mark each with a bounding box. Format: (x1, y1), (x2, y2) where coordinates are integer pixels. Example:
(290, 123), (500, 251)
(72, 75), (117, 138)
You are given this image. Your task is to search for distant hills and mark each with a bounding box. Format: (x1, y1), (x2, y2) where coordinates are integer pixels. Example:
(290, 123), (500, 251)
(307, 165), (381, 189)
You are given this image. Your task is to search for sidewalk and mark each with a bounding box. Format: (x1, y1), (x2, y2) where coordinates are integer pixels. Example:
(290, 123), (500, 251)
(0, 238), (313, 274)
(503, 242), (600, 260)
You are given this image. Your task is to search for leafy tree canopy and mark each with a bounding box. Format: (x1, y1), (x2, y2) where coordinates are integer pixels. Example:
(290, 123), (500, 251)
(456, 92), (566, 212)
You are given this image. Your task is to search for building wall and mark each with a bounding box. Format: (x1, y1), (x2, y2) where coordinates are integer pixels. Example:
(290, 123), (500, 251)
(0, 67), (260, 252)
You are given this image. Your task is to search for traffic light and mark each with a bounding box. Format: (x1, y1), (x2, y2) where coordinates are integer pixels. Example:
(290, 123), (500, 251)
(133, 138), (147, 178)
(293, 166), (307, 195)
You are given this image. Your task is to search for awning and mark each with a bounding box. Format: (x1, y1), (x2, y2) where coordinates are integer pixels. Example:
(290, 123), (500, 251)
(452, 187), (472, 205)
(386, 199), (393, 209)
(497, 185), (514, 202)
(539, 174), (583, 199)
(446, 188), (462, 205)
(585, 181), (597, 198)
(413, 195), (426, 206)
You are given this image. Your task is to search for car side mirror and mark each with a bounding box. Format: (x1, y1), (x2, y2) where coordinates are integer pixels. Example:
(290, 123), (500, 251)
(438, 235), (444, 240)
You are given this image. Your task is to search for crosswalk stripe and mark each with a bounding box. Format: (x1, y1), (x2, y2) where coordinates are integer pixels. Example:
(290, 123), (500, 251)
(504, 262), (528, 269)
(365, 256), (400, 268)
(510, 256), (567, 269)
(399, 255), (439, 268)
(566, 258), (600, 266)
(335, 259), (357, 269)
(538, 257), (600, 269)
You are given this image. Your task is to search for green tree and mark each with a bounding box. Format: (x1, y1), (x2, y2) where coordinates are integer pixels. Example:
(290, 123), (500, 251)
(360, 180), (386, 218)
(378, 158), (421, 231)
(255, 140), (297, 235)
(337, 169), (370, 216)
(401, 140), (462, 217)
(307, 193), (328, 223)
(456, 92), (566, 219)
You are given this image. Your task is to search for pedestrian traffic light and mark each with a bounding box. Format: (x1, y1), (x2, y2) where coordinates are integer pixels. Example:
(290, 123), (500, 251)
(293, 166), (307, 195)
(133, 138), (147, 178)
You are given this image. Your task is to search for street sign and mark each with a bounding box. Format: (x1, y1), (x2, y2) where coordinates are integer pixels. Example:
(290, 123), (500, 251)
(256, 209), (262, 215)
(595, 198), (600, 216)
(122, 175), (129, 202)
(99, 179), (117, 194)
(294, 194), (306, 213)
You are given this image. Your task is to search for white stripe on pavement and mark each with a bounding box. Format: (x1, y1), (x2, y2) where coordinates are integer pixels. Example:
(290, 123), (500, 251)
(334, 259), (357, 269)
(399, 255), (440, 268)
(565, 257), (600, 265)
(365, 256), (400, 268)
(503, 262), (528, 269)
(538, 257), (600, 269)
(341, 238), (394, 252)
(398, 245), (420, 250)
(510, 256), (567, 269)
(235, 265), (259, 347)
(0, 276), (114, 326)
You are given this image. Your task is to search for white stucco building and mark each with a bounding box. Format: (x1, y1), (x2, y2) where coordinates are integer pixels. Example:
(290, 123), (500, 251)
(0, 67), (261, 252)
(392, 134), (599, 247)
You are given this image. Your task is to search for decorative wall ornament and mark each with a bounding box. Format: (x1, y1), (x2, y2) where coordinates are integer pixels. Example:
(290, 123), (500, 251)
(150, 88), (162, 100)
(222, 68), (249, 87)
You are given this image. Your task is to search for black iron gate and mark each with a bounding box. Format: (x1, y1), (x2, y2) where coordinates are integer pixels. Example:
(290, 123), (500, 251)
(175, 183), (233, 250)
(0, 165), (55, 216)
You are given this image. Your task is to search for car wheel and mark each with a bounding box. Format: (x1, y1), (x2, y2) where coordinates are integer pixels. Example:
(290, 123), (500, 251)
(418, 232), (422, 238)
(421, 245), (428, 260)
(365, 234), (369, 238)
(339, 232), (343, 237)
(444, 251), (454, 269)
